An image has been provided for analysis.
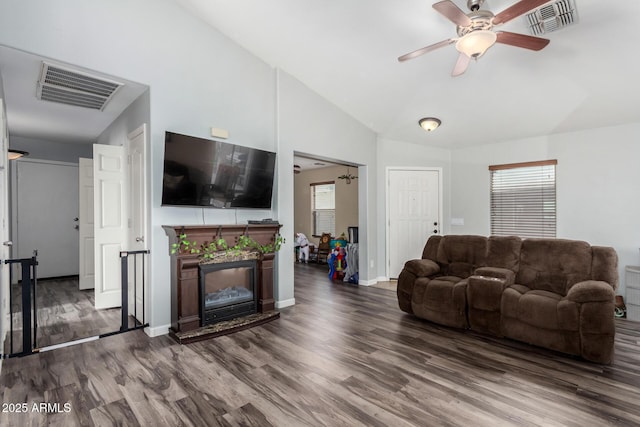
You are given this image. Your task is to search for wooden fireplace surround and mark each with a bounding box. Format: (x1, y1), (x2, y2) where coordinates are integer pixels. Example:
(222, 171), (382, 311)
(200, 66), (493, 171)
(163, 223), (281, 334)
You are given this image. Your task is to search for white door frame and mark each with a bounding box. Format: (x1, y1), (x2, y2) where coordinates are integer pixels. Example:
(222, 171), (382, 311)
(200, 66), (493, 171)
(385, 166), (443, 280)
(126, 124), (149, 324)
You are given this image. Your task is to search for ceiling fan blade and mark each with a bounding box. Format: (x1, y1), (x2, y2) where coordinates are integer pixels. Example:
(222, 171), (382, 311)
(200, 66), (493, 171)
(493, 0), (551, 26)
(433, 1), (472, 27)
(495, 31), (550, 51)
(398, 39), (456, 62)
(451, 53), (470, 77)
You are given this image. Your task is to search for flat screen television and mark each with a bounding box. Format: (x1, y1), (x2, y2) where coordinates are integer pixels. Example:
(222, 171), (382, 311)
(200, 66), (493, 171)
(161, 131), (276, 209)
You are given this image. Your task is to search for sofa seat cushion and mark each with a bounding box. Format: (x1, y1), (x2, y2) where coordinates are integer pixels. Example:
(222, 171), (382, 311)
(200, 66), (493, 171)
(411, 276), (468, 328)
(502, 285), (579, 332)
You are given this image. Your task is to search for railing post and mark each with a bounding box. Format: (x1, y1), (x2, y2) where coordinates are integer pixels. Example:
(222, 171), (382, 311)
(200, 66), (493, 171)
(21, 260), (32, 355)
(32, 251), (38, 349)
(120, 253), (129, 332)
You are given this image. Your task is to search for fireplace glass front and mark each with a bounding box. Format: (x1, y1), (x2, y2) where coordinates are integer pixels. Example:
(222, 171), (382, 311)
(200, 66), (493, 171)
(199, 259), (257, 326)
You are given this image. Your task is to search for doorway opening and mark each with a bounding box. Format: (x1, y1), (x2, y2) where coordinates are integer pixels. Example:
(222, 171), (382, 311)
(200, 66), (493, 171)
(0, 46), (151, 355)
(293, 152), (361, 284)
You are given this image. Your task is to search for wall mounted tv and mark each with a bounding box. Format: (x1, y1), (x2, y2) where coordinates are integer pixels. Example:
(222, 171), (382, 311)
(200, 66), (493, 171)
(161, 131), (276, 209)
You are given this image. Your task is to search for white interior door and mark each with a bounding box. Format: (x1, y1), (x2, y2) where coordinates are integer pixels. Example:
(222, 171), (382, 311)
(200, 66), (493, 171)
(127, 124), (147, 322)
(15, 160), (79, 278)
(93, 144), (127, 309)
(387, 168), (441, 279)
(78, 158), (95, 290)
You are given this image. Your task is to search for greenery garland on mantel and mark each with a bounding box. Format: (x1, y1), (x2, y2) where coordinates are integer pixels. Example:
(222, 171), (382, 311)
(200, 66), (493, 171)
(171, 232), (285, 262)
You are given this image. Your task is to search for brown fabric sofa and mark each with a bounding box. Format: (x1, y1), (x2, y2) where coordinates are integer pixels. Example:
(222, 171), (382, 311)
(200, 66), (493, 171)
(397, 235), (618, 364)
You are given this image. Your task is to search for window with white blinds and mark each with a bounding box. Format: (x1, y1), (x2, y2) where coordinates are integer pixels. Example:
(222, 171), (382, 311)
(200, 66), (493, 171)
(489, 160), (557, 238)
(311, 182), (335, 236)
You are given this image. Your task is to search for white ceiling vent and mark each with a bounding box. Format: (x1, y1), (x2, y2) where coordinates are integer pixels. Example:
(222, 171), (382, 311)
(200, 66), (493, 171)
(36, 62), (123, 110)
(525, 0), (577, 36)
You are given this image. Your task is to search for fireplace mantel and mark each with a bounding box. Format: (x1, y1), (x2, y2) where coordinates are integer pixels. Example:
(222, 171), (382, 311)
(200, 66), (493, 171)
(163, 223), (282, 334)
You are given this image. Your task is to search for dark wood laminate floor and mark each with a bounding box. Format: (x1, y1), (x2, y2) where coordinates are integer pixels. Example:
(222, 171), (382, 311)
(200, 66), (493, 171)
(1, 262), (640, 426)
(5, 277), (123, 354)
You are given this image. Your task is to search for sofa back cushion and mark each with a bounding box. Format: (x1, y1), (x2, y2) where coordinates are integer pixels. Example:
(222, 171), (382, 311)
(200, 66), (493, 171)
(436, 235), (487, 278)
(421, 235), (443, 261)
(486, 235), (522, 272)
(516, 238), (592, 296)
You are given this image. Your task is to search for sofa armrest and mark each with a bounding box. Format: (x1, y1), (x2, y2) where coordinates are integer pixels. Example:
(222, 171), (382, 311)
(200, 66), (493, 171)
(403, 259), (440, 277)
(474, 267), (515, 286)
(567, 280), (615, 303)
(467, 275), (509, 312)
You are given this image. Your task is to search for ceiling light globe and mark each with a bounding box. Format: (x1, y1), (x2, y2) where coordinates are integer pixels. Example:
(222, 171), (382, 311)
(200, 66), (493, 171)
(455, 30), (497, 58)
(419, 117), (441, 132)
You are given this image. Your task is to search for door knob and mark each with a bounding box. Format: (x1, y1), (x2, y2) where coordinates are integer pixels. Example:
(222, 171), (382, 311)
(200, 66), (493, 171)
(3, 241), (12, 246)
(433, 229), (438, 234)
(73, 217), (79, 222)
(74, 225), (79, 230)
(433, 221), (438, 226)
(135, 237), (144, 242)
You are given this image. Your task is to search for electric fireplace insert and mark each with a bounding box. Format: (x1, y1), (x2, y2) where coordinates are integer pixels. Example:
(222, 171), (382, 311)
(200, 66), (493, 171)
(199, 259), (257, 326)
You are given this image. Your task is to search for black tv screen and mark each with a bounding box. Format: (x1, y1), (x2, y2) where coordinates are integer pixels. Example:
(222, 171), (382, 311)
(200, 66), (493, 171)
(162, 132), (276, 209)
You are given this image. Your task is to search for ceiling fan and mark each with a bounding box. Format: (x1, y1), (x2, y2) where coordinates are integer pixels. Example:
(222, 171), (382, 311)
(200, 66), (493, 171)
(398, 0), (551, 76)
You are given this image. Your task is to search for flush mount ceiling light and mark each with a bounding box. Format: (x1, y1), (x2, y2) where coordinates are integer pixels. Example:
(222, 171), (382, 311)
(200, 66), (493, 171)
(419, 117), (442, 132)
(8, 149), (29, 160)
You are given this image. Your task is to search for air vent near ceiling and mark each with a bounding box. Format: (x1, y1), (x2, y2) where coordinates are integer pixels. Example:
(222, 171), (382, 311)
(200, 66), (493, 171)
(36, 62), (123, 110)
(525, 0), (577, 36)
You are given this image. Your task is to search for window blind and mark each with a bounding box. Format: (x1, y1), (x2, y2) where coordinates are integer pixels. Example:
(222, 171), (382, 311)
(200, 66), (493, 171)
(489, 160), (557, 238)
(311, 182), (335, 235)
(313, 210), (335, 236)
(312, 183), (335, 209)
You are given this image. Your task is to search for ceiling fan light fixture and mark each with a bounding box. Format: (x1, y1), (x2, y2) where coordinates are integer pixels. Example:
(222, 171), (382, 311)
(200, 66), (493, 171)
(419, 117), (441, 132)
(8, 149), (29, 160)
(455, 30), (497, 58)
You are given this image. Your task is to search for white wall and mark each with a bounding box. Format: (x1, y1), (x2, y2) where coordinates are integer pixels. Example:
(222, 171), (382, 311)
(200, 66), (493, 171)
(451, 122), (640, 293)
(277, 70), (377, 293)
(97, 90), (150, 148)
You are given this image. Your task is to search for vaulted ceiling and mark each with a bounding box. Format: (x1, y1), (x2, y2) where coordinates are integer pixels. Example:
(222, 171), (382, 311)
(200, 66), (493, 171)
(176, 0), (640, 148)
(1, 1), (638, 149)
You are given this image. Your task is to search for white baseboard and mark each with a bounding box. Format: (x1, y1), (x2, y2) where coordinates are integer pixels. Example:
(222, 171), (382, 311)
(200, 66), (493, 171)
(358, 278), (378, 286)
(276, 298), (295, 309)
(145, 324), (170, 337)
